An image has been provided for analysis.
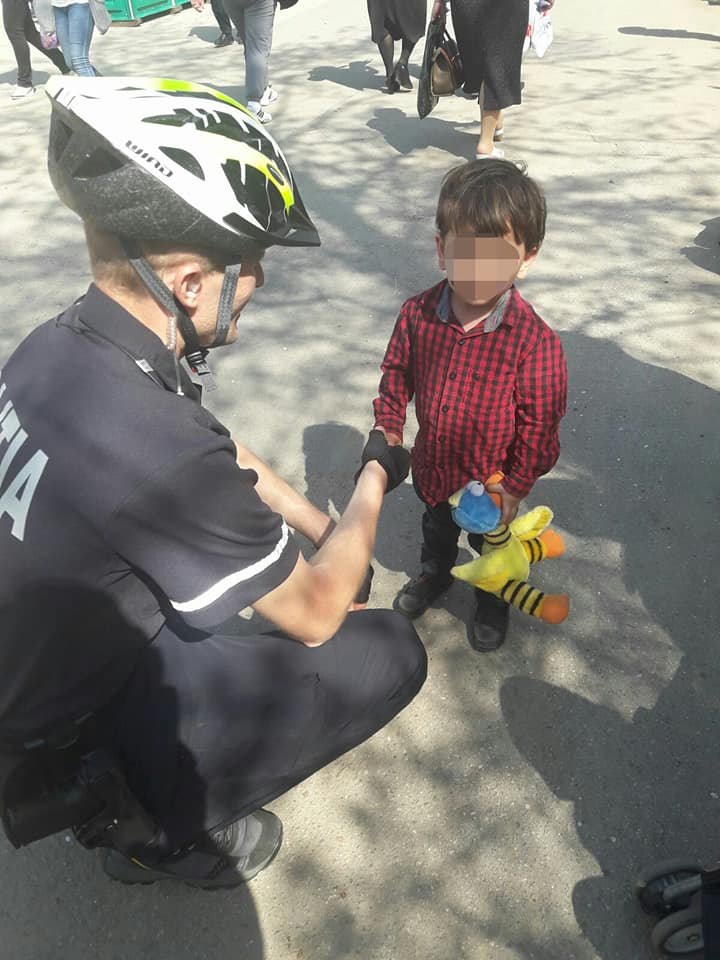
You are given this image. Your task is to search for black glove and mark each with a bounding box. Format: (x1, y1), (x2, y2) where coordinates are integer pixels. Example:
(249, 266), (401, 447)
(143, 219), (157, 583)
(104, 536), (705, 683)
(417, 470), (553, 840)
(355, 430), (411, 493)
(354, 564), (374, 606)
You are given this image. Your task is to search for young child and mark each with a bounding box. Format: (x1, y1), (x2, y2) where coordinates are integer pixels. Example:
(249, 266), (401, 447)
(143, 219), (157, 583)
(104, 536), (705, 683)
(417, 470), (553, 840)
(370, 158), (567, 651)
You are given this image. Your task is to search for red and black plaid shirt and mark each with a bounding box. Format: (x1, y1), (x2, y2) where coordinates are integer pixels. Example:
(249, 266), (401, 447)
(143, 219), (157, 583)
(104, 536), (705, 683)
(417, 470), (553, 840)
(372, 281), (567, 506)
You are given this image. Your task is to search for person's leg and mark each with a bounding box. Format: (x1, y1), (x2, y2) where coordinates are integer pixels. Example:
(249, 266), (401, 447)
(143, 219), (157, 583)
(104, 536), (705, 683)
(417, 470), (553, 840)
(476, 0), (525, 155)
(23, 8), (71, 73)
(466, 531), (510, 651)
(395, 495), (461, 617)
(377, 31), (397, 91)
(102, 613), (427, 863)
(56, 2), (95, 76)
(209, 0), (232, 42)
(243, 0), (276, 114)
(476, 107), (501, 156)
(419, 499), (462, 573)
(2, 0), (34, 88)
(392, 36), (416, 90)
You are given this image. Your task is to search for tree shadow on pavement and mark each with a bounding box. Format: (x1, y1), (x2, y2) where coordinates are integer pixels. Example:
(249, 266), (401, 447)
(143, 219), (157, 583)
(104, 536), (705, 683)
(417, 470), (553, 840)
(367, 106), (477, 157)
(187, 24), (226, 43)
(307, 60), (382, 92)
(0, 836), (265, 960)
(301, 421), (425, 579)
(499, 331), (720, 960)
(682, 217), (720, 276)
(618, 26), (720, 43)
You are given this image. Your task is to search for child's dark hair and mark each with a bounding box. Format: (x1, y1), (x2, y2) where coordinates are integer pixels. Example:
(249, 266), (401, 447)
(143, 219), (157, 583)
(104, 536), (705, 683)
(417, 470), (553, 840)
(436, 159), (546, 252)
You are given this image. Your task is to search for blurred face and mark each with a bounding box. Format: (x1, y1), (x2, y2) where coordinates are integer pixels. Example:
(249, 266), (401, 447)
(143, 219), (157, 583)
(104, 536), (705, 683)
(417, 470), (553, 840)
(436, 227), (537, 307)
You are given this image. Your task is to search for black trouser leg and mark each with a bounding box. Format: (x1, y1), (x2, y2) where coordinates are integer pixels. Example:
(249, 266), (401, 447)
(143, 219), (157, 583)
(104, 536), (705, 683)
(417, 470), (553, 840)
(104, 611), (427, 855)
(25, 10), (70, 73)
(2, 0), (33, 86)
(210, 0), (231, 35)
(419, 497), (462, 575)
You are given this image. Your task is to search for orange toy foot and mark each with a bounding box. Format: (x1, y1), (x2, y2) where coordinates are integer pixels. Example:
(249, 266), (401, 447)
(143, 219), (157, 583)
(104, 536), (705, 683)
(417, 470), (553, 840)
(538, 529), (565, 559)
(538, 593), (570, 624)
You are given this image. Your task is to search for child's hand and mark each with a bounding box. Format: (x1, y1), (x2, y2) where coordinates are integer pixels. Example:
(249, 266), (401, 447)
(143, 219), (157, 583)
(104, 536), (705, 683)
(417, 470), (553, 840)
(484, 480), (521, 525)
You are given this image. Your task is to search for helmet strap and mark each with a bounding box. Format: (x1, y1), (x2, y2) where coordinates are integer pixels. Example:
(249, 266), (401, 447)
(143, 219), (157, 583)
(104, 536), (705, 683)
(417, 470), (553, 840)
(211, 263), (243, 348)
(122, 240), (216, 392)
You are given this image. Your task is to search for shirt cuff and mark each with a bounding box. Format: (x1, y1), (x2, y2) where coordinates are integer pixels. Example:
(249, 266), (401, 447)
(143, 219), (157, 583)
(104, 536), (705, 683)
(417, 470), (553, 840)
(501, 473), (534, 500)
(373, 419), (404, 442)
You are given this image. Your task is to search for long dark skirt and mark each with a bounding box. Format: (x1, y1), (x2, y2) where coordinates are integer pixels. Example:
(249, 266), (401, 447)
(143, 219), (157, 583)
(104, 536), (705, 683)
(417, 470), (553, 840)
(450, 0), (527, 110)
(367, 0), (426, 44)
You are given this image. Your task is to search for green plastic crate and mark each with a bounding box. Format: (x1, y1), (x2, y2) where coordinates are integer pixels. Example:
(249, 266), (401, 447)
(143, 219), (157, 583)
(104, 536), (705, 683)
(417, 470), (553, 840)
(106, 0), (185, 25)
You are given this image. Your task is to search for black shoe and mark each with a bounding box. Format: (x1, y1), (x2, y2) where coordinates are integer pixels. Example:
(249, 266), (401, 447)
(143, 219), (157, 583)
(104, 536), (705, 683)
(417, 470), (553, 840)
(214, 31), (233, 47)
(471, 591), (509, 652)
(384, 74), (400, 94)
(101, 810), (282, 889)
(394, 571), (453, 619)
(394, 62), (412, 90)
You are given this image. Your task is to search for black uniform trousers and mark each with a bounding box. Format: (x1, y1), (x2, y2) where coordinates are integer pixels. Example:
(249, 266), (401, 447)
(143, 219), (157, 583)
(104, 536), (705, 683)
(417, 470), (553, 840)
(101, 610), (427, 857)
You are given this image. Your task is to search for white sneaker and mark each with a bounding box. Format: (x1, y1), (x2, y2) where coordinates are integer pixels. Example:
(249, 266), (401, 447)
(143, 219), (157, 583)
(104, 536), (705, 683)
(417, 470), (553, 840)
(260, 84), (278, 107)
(10, 84), (36, 100)
(247, 100), (272, 123)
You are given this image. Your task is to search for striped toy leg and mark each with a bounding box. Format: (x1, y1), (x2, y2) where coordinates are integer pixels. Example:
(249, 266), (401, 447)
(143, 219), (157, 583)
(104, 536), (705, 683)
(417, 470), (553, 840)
(522, 529), (566, 565)
(499, 579), (569, 623)
(482, 523), (511, 552)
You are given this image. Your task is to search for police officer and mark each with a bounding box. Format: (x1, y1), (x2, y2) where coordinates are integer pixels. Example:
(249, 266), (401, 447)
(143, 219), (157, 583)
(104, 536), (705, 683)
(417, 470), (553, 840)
(0, 76), (426, 888)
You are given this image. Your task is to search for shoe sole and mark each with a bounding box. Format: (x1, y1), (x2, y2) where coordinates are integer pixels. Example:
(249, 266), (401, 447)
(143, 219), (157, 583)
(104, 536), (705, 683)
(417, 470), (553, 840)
(101, 823), (283, 890)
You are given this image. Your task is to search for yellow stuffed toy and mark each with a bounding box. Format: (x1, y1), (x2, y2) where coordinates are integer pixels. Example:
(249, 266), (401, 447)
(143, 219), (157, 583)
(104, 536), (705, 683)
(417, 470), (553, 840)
(448, 474), (570, 624)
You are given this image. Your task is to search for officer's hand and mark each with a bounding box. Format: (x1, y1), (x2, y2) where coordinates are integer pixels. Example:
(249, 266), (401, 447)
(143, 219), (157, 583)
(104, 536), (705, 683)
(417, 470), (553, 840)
(356, 430), (411, 493)
(350, 564), (374, 610)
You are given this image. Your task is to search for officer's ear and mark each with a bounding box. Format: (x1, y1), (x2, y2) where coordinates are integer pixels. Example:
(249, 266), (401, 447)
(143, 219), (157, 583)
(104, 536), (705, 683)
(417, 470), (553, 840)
(173, 262), (206, 312)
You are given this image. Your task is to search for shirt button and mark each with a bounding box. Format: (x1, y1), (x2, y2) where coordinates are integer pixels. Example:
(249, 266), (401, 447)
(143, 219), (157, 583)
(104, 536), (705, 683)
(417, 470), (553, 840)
(442, 404), (449, 412)
(449, 372), (457, 380)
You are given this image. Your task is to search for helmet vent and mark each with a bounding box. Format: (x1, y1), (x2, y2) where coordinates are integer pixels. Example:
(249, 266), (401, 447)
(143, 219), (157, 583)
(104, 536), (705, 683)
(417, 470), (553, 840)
(74, 149), (125, 179)
(160, 147), (205, 180)
(49, 119), (73, 162)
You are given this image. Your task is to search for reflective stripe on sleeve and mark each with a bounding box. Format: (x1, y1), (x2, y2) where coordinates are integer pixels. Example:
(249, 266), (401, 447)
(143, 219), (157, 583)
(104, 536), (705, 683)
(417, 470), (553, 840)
(170, 521), (290, 613)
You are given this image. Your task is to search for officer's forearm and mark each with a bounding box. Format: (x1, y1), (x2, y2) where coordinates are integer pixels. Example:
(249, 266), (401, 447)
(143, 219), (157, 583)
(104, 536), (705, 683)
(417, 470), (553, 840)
(233, 440), (333, 547)
(253, 463), (385, 646)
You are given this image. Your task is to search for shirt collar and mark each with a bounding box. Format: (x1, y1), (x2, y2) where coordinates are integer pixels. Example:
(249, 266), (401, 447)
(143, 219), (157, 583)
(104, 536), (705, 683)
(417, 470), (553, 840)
(436, 280), (514, 333)
(72, 284), (200, 401)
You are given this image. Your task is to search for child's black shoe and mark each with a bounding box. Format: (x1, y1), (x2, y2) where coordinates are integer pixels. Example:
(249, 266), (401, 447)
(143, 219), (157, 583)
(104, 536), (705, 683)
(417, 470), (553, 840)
(394, 571), (453, 619)
(471, 591), (509, 652)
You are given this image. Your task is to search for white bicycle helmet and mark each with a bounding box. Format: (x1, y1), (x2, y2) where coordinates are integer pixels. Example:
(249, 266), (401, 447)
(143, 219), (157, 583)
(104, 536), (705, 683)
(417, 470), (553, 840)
(47, 76), (319, 252)
(46, 77), (320, 383)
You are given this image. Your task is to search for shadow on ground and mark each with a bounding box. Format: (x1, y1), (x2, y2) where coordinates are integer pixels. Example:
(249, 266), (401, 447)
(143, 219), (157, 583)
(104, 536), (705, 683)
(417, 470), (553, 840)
(0, 832), (264, 960)
(618, 25), (720, 43)
(683, 216), (720, 276)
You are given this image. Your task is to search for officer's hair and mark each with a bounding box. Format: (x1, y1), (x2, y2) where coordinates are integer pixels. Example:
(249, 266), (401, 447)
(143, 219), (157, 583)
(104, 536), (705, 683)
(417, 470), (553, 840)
(83, 223), (251, 293)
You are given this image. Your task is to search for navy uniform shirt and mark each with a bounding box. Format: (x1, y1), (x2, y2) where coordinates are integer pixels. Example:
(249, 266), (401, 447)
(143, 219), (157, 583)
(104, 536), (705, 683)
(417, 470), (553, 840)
(0, 285), (300, 737)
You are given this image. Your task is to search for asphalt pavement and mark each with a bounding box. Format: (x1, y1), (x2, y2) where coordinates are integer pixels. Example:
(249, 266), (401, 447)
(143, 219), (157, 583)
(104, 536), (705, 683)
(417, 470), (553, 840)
(1, 0), (719, 957)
